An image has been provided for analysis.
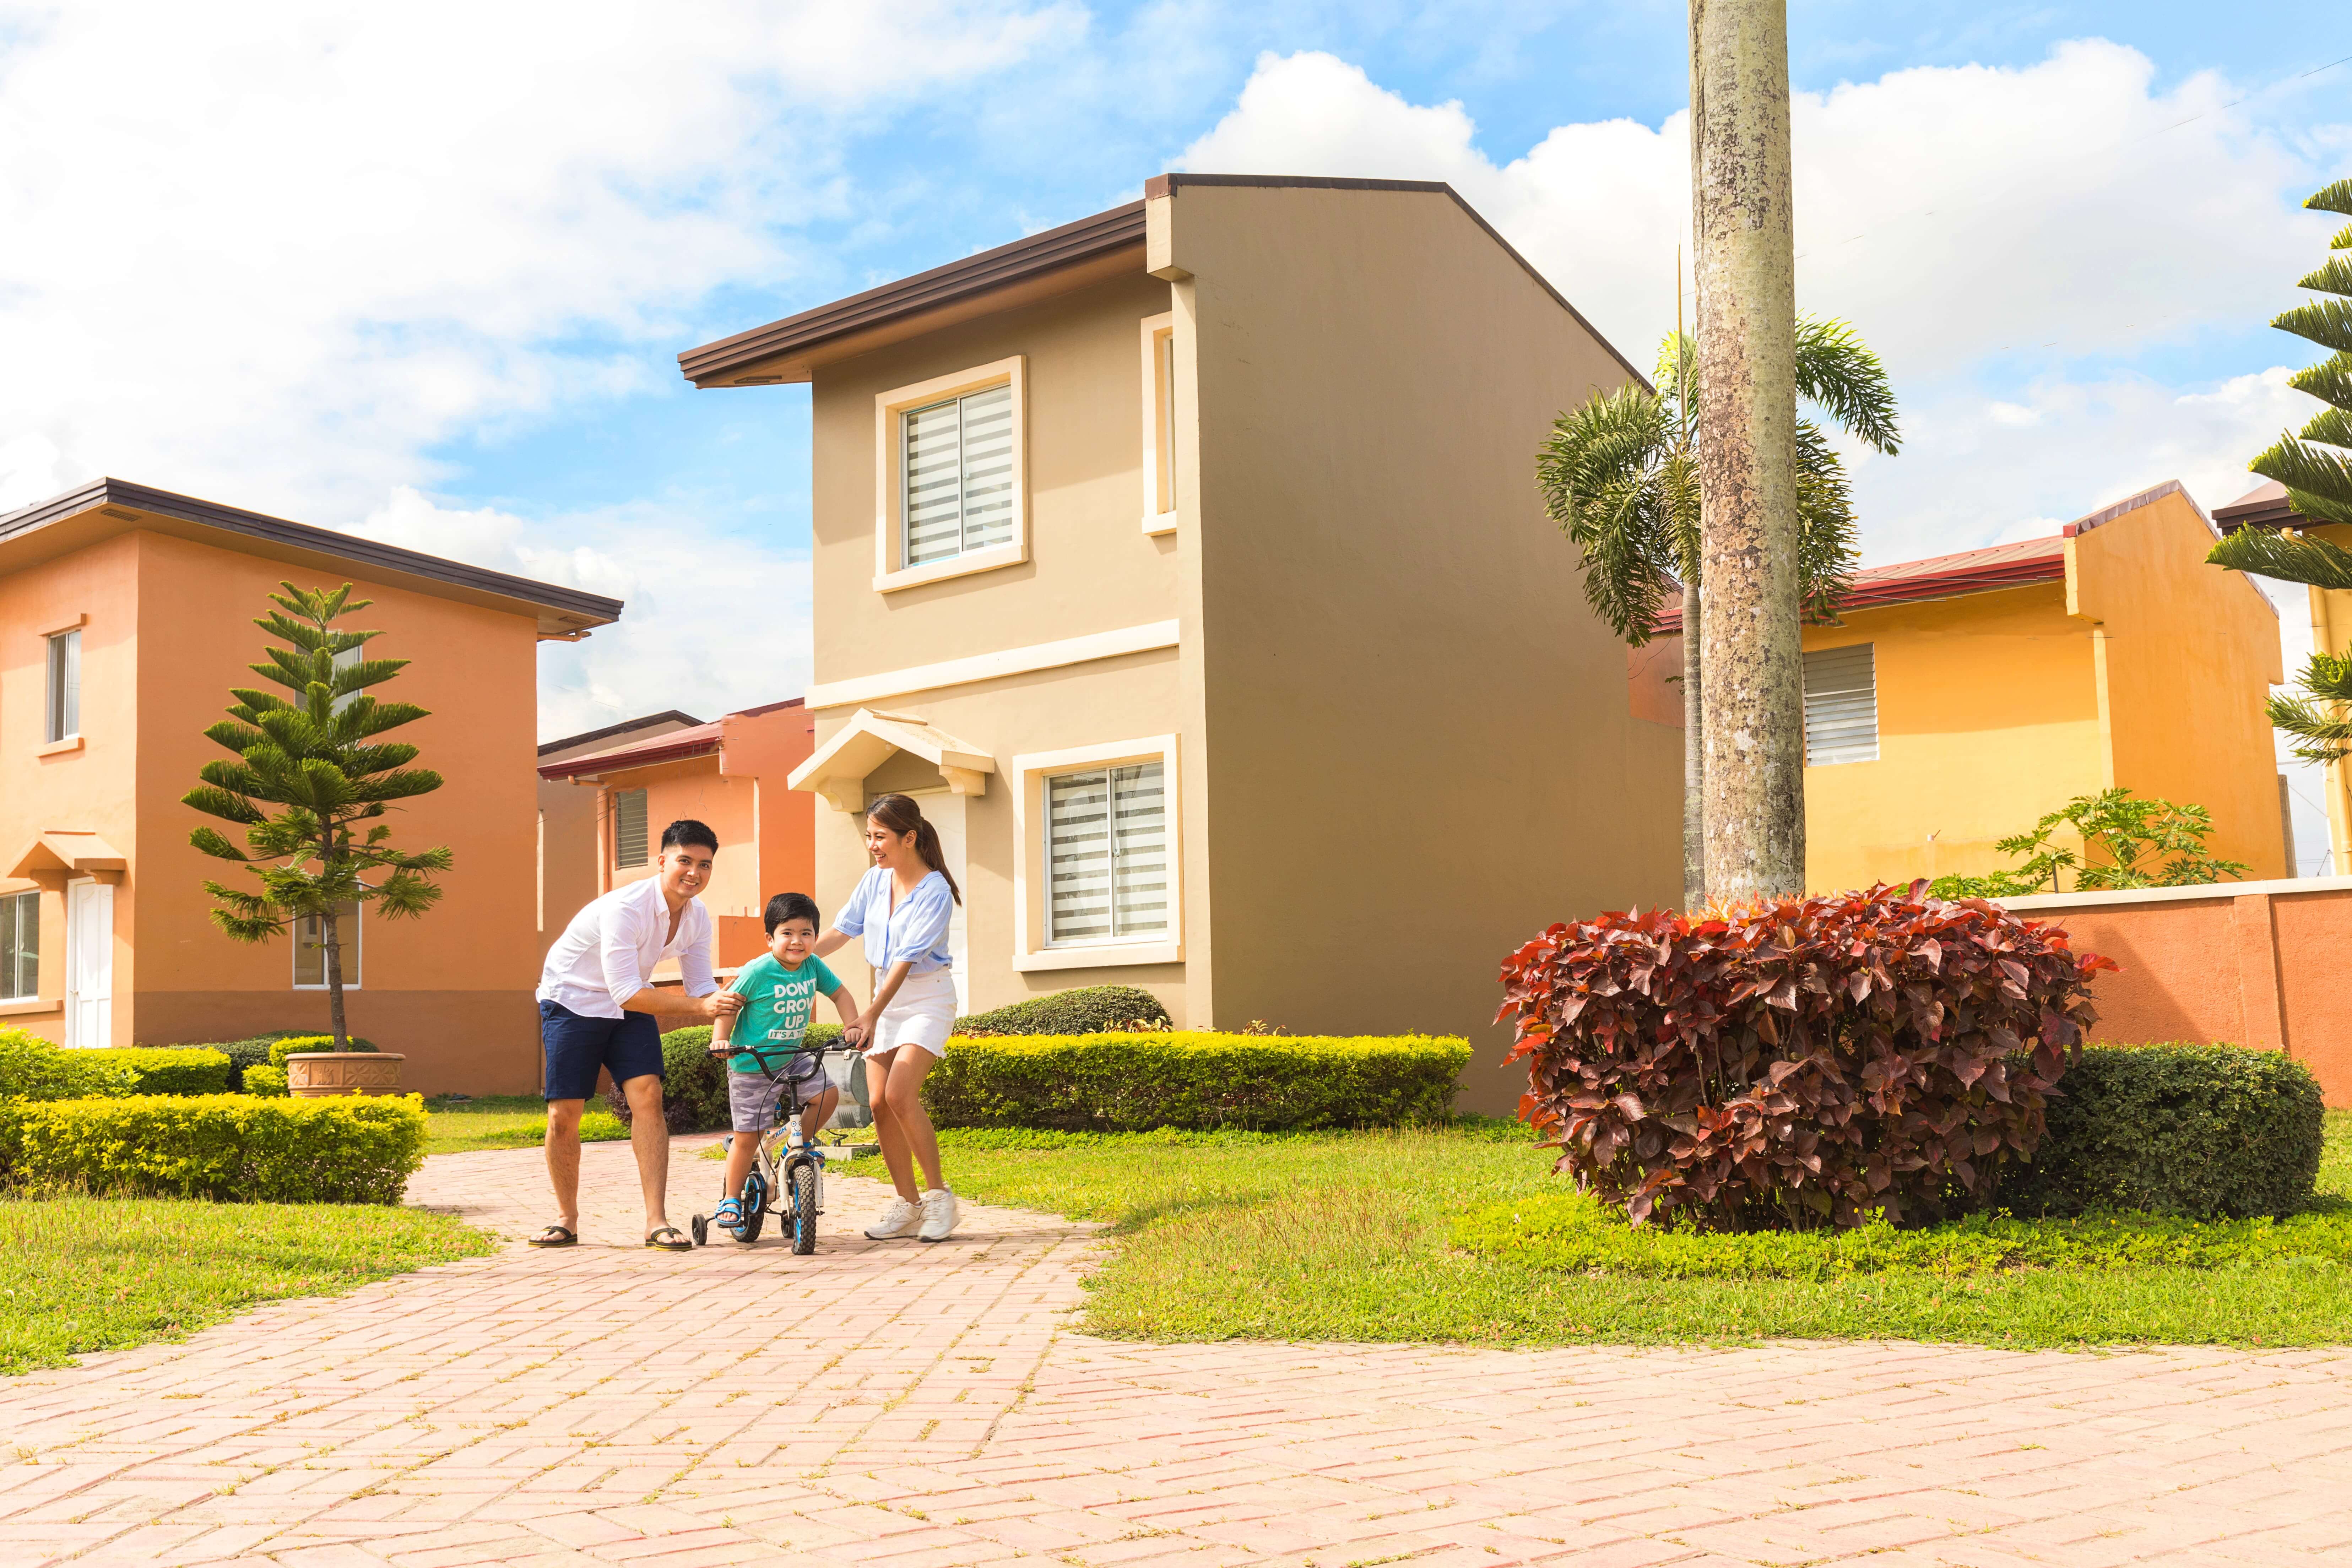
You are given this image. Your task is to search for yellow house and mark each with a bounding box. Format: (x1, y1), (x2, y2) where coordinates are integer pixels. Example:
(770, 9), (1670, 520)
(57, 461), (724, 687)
(2220, 479), (2352, 875)
(1650, 480), (2289, 891)
(679, 174), (1684, 1109)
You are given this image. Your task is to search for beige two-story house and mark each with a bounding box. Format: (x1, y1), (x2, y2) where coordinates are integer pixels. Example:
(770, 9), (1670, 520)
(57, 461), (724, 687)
(679, 174), (1681, 1108)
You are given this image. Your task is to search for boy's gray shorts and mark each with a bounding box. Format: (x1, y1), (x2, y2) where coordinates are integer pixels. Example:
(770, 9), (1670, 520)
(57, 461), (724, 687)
(728, 1059), (827, 1133)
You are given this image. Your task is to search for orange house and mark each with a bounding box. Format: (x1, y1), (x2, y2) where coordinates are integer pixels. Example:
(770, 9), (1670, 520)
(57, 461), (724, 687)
(0, 479), (620, 1092)
(535, 709), (702, 960)
(535, 699), (818, 970)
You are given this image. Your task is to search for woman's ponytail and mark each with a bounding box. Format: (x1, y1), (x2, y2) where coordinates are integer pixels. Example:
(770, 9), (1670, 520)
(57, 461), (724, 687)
(866, 792), (962, 905)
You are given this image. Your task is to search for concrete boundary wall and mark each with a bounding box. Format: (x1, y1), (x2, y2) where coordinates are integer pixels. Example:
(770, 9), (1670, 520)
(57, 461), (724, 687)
(1999, 875), (2352, 1105)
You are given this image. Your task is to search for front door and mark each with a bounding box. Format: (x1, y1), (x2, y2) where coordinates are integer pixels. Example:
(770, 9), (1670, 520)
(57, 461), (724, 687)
(65, 878), (113, 1048)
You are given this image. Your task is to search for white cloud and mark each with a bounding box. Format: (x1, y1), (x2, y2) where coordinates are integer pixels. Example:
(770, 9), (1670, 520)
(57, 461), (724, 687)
(361, 488), (811, 740)
(0, 0), (1079, 519)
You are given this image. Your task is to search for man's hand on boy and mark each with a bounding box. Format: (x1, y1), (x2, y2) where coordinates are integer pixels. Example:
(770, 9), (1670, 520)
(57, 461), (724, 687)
(699, 991), (746, 1022)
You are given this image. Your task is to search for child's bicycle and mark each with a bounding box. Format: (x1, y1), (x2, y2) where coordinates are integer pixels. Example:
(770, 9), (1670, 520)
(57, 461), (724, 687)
(689, 1037), (855, 1256)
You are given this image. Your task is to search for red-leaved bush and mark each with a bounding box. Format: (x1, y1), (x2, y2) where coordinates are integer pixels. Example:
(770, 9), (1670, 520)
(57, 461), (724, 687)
(1497, 882), (2116, 1231)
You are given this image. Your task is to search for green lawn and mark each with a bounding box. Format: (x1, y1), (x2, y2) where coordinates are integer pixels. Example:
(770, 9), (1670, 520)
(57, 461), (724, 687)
(931, 1110), (2352, 1350)
(0, 1195), (494, 1376)
(423, 1095), (627, 1155)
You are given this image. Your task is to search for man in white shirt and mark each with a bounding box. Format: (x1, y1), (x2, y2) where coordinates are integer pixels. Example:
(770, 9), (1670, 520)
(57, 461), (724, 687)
(530, 818), (742, 1251)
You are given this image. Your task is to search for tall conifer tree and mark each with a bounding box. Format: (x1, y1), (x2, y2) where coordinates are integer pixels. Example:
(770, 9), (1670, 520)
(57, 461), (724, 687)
(184, 582), (451, 1049)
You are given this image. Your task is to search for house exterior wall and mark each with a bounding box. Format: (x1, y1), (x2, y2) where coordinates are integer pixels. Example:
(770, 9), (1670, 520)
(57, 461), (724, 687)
(1797, 584), (2106, 891)
(1152, 180), (1678, 1112)
(2068, 488), (2287, 880)
(0, 531), (142, 1040)
(1, 527), (547, 1092)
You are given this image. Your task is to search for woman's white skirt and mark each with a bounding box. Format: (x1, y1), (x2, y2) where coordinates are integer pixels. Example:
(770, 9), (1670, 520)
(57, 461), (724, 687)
(871, 967), (958, 1059)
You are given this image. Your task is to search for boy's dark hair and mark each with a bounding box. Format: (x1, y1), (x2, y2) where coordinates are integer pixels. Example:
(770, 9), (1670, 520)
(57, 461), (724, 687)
(660, 819), (719, 855)
(764, 891), (821, 935)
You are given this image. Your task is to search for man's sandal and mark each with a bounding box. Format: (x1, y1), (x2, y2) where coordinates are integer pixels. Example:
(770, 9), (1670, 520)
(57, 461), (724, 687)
(527, 1225), (577, 1248)
(644, 1226), (692, 1252)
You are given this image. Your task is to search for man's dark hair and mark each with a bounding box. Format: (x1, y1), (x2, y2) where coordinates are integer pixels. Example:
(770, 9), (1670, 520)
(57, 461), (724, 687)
(764, 891), (821, 935)
(660, 819), (719, 855)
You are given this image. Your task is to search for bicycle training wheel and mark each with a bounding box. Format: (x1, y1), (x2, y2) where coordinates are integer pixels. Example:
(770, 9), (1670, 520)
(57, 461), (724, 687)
(690, 1213), (708, 1247)
(791, 1163), (818, 1255)
(737, 1174), (766, 1244)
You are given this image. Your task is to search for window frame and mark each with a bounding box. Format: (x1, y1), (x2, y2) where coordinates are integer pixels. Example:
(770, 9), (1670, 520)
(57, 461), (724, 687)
(612, 787), (650, 870)
(44, 626), (82, 745)
(1009, 735), (1182, 973)
(0, 888), (38, 1003)
(872, 356), (1029, 593)
(1139, 313), (1178, 536)
(291, 901), (362, 991)
(1801, 641), (1880, 767)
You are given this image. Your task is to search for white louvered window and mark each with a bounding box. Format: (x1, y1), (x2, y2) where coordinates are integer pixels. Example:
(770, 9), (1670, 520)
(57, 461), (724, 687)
(613, 788), (649, 868)
(1045, 760), (1169, 945)
(45, 629), (80, 743)
(1803, 644), (1879, 766)
(904, 382), (1016, 568)
(1, 890), (37, 1001)
(293, 901), (361, 989)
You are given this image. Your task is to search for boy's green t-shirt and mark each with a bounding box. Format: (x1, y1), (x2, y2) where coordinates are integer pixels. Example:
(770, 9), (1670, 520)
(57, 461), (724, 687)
(724, 953), (844, 1072)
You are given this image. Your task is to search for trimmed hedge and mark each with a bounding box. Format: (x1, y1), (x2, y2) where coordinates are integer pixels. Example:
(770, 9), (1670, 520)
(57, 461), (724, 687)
(2001, 1045), (2326, 1219)
(0, 1029), (135, 1101)
(268, 1035), (379, 1068)
(955, 986), (1171, 1036)
(0, 1094), (428, 1204)
(921, 1033), (1470, 1132)
(161, 1032), (381, 1091)
(84, 1048), (233, 1097)
(243, 1065), (290, 1097)
(609, 1023), (846, 1134)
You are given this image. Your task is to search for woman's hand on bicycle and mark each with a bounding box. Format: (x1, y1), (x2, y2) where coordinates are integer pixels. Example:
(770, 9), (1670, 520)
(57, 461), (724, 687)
(839, 1020), (868, 1050)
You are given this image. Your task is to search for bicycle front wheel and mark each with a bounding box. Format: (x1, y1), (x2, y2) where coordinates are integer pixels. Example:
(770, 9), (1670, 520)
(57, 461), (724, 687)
(790, 1162), (818, 1255)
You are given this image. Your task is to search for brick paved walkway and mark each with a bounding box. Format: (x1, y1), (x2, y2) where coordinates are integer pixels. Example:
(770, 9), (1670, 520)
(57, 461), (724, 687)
(1, 1141), (2348, 1567)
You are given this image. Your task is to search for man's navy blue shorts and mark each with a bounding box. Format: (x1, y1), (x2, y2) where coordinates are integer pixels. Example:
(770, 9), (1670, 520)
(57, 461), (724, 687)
(540, 1000), (663, 1101)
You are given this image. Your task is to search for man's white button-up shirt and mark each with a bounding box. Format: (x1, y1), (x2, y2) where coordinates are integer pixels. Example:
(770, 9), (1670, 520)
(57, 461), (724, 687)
(536, 875), (717, 1018)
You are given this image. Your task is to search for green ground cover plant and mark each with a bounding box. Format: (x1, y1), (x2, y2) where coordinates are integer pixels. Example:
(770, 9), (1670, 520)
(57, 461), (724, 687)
(0, 1194), (491, 1375)
(424, 1095), (627, 1155)
(925, 1112), (2352, 1349)
(924, 1033), (1468, 1132)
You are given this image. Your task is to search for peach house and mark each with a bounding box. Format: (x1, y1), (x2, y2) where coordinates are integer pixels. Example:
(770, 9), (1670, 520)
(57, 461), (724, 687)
(536, 699), (818, 970)
(536, 709), (701, 960)
(0, 478), (620, 1092)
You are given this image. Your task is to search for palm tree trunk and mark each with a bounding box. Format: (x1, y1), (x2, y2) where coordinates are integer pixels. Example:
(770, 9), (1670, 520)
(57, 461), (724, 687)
(1690, 0), (1806, 899)
(1681, 582), (1705, 909)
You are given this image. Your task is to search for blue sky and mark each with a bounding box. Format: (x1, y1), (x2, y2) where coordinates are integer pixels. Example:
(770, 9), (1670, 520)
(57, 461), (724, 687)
(1, 1), (2344, 858)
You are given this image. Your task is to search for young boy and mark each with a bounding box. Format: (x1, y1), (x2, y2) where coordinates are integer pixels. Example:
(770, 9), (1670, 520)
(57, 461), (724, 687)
(708, 892), (861, 1235)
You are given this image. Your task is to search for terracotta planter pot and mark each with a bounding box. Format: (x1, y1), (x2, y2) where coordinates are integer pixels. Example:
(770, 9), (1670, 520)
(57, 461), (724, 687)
(286, 1052), (406, 1097)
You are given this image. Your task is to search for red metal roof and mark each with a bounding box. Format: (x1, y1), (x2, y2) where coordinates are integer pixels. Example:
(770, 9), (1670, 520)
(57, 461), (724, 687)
(1646, 480), (2211, 635)
(537, 721), (722, 781)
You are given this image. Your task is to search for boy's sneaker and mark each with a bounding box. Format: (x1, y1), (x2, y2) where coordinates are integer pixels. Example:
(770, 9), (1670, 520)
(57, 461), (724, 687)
(917, 1188), (959, 1243)
(864, 1196), (920, 1239)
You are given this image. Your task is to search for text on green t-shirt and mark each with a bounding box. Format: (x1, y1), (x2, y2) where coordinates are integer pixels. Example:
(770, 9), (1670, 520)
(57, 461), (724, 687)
(724, 953), (843, 1072)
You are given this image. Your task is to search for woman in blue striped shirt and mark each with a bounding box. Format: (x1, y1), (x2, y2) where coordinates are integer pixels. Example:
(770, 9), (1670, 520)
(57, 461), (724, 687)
(815, 793), (963, 1243)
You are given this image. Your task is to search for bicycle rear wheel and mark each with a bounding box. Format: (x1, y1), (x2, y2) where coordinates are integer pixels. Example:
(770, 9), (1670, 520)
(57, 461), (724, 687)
(737, 1173), (766, 1244)
(790, 1162), (818, 1255)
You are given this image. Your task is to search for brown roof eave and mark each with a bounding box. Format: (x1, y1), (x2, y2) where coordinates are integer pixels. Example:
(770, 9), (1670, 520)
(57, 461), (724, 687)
(679, 202), (1147, 387)
(0, 478), (624, 639)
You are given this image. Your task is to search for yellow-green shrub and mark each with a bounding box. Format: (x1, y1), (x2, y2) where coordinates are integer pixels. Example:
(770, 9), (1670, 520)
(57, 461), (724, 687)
(921, 1033), (1469, 1132)
(266, 1035), (378, 1068)
(0, 1029), (135, 1101)
(243, 1065), (290, 1097)
(86, 1047), (233, 1096)
(0, 1094), (427, 1204)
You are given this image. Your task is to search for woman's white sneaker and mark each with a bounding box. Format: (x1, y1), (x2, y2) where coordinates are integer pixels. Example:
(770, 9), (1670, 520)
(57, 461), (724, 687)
(917, 1188), (959, 1242)
(865, 1196), (920, 1239)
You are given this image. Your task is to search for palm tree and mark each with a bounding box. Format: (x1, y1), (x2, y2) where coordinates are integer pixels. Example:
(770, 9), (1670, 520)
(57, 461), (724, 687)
(1538, 314), (1899, 908)
(2206, 177), (2352, 768)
